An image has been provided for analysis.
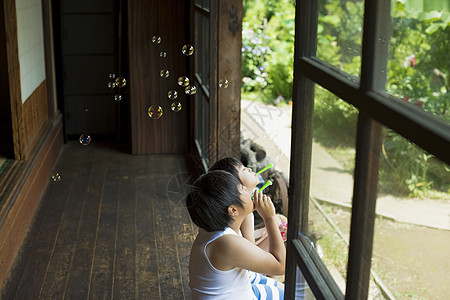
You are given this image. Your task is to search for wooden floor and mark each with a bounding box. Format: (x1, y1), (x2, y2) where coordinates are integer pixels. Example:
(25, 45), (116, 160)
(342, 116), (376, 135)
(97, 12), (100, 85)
(2, 142), (197, 299)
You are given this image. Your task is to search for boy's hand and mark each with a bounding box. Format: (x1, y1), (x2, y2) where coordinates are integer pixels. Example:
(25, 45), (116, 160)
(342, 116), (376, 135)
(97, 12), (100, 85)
(253, 190), (276, 221)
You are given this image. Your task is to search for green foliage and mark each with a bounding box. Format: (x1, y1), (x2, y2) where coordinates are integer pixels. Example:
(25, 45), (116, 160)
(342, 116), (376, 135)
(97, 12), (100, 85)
(388, 14), (450, 123)
(241, 23), (270, 94)
(382, 1), (450, 197)
(318, 0), (364, 77)
(242, 0), (295, 103)
(242, 0), (449, 197)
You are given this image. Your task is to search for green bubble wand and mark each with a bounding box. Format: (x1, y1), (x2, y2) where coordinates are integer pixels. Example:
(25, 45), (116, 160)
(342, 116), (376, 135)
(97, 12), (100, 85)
(256, 163), (273, 175)
(252, 180), (273, 199)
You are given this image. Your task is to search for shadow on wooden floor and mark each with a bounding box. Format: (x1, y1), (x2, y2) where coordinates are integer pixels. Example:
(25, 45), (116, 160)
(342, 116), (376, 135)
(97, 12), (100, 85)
(2, 142), (197, 299)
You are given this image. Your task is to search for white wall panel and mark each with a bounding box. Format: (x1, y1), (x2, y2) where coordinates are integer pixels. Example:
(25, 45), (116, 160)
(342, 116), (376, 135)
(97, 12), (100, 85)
(16, 0), (46, 103)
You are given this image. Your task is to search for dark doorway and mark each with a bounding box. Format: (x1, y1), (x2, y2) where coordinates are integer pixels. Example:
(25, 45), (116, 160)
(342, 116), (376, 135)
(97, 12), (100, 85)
(54, 0), (129, 145)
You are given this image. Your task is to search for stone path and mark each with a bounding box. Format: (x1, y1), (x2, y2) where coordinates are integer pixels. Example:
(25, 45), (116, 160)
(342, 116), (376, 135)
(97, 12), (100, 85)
(241, 100), (450, 231)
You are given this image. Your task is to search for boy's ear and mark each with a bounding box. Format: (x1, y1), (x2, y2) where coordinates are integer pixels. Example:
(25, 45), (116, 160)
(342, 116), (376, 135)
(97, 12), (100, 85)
(227, 205), (239, 217)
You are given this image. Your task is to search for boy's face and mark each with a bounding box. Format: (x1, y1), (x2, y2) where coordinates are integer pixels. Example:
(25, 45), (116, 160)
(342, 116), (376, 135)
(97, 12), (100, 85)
(237, 165), (259, 190)
(238, 183), (255, 213)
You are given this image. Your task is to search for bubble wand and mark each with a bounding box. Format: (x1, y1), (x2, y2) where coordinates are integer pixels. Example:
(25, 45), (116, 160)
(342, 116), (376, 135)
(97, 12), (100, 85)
(256, 163), (273, 175)
(252, 180), (273, 199)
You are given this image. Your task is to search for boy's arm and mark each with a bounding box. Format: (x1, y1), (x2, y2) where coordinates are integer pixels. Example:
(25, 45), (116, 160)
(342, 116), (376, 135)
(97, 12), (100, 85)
(209, 192), (285, 276)
(261, 214), (285, 268)
(240, 213), (255, 244)
(254, 193), (285, 270)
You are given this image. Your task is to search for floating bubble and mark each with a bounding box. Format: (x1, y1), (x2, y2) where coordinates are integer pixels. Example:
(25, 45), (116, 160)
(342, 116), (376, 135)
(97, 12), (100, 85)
(109, 73), (116, 79)
(115, 77), (126, 88)
(171, 101), (182, 112)
(160, 51), (167, 57)
(160, 69), (170, 78)
(108, 82), (116, 89)
(79, 134), (91, 145)
(182, 44), (194, 56)
(114, 95), (122, 102)
(177, 76), (190, 87)
(51, 173), (61, 182)
(148, 105), (163, 119)
(152, 35), (161, 44)
(219, 79), (229, 88)
(185, 85), (197, 95)
(168, 90), (178, 100)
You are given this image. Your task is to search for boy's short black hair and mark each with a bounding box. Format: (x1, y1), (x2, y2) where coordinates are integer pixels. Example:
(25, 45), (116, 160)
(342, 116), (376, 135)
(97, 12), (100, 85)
(186, 170), (243, 232)
(209, 157), (243, 183)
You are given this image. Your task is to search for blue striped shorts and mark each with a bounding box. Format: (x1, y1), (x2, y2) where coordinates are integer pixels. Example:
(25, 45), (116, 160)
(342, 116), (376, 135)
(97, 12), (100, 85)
(249, 271), (284, 300)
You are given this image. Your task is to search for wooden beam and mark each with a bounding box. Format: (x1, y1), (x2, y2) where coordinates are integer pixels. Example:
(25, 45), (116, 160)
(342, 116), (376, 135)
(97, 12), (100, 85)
(346, 0), (387, 298)
(346, 114), (382, 299)
(3, 0), (23, 160)
(217, 0), (242, 160)
(298, 58), (450, 165)
(285, 0), (317, 298)
(208, 0), (218, 164)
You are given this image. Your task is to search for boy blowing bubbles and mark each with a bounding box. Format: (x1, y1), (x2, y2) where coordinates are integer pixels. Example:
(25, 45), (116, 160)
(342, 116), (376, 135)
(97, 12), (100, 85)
(186, 158), (285, 299)
(209, 157), (268, 245)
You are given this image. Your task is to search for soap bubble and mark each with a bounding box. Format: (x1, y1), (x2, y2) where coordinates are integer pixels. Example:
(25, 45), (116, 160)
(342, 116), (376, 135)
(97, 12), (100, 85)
(115, 77), (126, 88)
(108, 82), (116, 89)
(148, 105), (163, 119)
(160, 51), (167, 57)
(160, 69), (170, 78)
(109, 73), (116, 79)
(182, 44), (194, 56)
(114, 95), (122, 102)
(171, 101), (182, 112)
(219, 79), (229, 88)
(152, 35), (161, 44)
(51, 173), (61, 182)
(177, 76), (190, 87)
(185, 85), (197, 95)
(79, 134), (91, 145)
(168, 90), (178, 100)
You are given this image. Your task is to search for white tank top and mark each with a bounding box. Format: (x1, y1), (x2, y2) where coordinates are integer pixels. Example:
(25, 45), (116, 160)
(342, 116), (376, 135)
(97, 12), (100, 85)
(189, 227), (254, 299)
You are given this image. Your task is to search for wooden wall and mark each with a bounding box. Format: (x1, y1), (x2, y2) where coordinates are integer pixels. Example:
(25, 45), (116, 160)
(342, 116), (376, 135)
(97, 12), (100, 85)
(20, 82), (50, 158)
(0, 0), (64, 289)
(217, 0), (242, 160)
(0, 119), (63, 289)
(4, 0), (50, 160)
(128, 0), (189, 154)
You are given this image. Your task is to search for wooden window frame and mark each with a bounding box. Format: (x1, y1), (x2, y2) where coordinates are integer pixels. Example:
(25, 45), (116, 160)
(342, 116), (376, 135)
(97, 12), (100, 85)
(192, 0), (242, 171)
(192, 1), (217, 170)
(285, 0), (450, 299)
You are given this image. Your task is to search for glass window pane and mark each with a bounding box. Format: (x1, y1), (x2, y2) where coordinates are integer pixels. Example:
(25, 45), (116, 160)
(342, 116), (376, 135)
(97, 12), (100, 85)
(202, 14), (209, 89)
(295, 266), (316, 299)
(373, 128), (450, 298)
(194, 91), (210, 166)
(308, 85), (358, 296)
(387, 3), (450, 124)
(195, 12), (201, 81)
(317, 0), (365, 78)
(203, 0), (210, 11)
(241, 0), (294, 104)
(194, 12), (209, 88)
